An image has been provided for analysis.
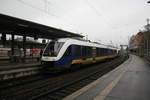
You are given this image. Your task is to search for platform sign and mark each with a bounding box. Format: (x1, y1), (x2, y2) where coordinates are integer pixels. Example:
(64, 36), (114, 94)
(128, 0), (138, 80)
(42, 39), (46, 44)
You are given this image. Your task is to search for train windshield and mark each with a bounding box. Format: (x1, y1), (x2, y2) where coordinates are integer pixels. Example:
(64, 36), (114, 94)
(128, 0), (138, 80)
(43, 41), (64, 56)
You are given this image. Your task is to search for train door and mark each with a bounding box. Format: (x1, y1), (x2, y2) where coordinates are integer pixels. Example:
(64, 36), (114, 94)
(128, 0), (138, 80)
(92, 47), (96, 62)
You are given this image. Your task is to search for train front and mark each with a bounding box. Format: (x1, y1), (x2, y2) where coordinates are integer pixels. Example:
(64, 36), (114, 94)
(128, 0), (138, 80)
(41, 39), (71, 70)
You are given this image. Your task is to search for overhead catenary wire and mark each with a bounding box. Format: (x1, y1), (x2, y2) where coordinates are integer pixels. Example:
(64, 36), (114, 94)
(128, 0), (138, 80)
(83, 0), (113, 26)
(17, 0), (56, 16)
(16, 0), (81, 34)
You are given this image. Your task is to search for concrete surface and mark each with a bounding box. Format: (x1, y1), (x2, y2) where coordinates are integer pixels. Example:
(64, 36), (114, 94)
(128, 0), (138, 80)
(64, 55), (150, 100)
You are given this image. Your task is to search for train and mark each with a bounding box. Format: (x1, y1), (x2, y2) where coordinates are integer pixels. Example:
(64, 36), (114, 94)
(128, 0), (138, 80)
(41, 38), (118, 70)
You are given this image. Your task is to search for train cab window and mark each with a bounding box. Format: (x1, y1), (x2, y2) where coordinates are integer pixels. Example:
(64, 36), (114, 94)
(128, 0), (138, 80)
(43, 41), (64, 56)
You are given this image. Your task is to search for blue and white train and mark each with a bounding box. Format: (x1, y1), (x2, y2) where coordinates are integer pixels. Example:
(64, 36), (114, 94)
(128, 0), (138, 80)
(41, 38), (118, 70)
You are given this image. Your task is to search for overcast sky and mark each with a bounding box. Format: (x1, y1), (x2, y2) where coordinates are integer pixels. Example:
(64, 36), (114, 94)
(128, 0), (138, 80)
(0, 0), (150, 46)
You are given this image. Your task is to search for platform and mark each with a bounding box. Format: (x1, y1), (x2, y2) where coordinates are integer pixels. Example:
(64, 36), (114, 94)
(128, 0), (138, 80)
(0, 58), (41, 81)
(0, 56), (40, 69)
(64, 55), (150, 100)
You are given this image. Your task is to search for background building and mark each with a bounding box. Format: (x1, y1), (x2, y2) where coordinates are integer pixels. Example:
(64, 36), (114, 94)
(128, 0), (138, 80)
(129, 19), (150, 57)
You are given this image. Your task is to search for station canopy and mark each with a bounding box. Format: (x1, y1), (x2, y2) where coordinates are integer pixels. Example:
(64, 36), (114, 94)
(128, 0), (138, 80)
(0, 14), (83, 39)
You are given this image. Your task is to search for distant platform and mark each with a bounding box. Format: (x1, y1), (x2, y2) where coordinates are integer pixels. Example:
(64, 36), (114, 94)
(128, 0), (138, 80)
(64, 55), (150, 100)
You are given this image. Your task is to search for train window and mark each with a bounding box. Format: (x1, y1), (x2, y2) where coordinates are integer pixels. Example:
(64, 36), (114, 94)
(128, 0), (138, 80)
(82, 46), (86, 56)
(97, 48), (99, 56)
(99, 48), (102, 56)
(108, 49), (110, 55)
(100, 48), (103, 56)
(115, 50), (117, 54)
(89, 47), (92, 56)
(103, 49), (105, 56)
(111, 50), (113, 55)
(102, 48), (105, 56)
(74, 45), (81, 56)
(96, 48), (99, 56)
(105, 49), (108, 56)
(64, 46), (71, 56)
(110, 50), (112, 55)
(96, 48), (101, 56)
(107, 49), (110, 55)
(99, 48), (101, 56)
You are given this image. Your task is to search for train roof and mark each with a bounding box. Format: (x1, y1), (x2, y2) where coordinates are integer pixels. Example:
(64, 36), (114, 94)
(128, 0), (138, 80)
(56, 38), (117, 50)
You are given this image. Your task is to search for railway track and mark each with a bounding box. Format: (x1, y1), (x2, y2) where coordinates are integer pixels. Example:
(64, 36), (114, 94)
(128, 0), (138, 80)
(0, 55), (128, 100)
(35, 55), (128, 100)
